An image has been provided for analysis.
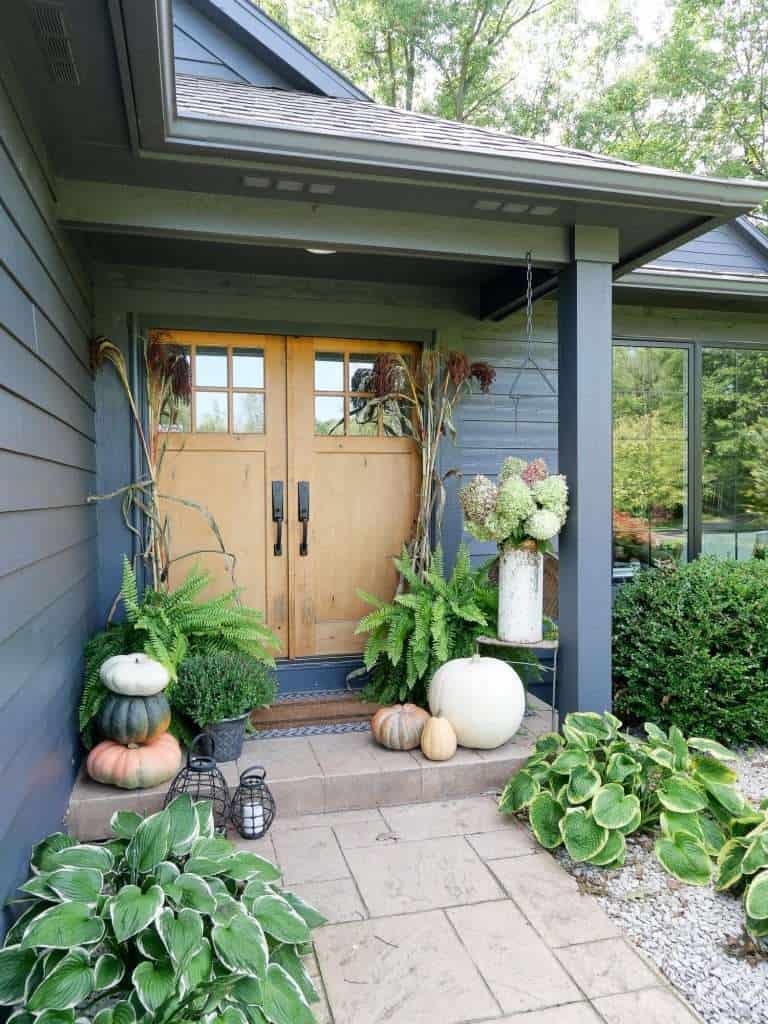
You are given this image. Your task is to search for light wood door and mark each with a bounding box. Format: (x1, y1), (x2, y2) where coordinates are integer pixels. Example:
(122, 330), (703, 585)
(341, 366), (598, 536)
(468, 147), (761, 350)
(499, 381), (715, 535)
(158, 333), (289, 654)
(157, 332), (419, 660)
(288, 337), (420, 657)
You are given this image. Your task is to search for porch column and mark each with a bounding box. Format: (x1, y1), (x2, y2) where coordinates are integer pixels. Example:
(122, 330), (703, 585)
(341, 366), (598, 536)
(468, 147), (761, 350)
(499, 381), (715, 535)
(556, 227), (617, 715)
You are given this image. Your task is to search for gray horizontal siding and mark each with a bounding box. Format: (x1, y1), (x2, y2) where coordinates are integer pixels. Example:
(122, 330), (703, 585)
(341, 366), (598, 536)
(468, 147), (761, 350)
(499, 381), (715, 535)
(0, 54), (97, 936)
(653, 222), (768, 275)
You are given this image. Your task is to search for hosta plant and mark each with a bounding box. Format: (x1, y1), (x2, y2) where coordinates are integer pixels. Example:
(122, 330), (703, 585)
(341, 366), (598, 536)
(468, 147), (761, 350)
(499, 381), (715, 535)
(500, 712), (768, 944)
(0, 796), (324, 1024)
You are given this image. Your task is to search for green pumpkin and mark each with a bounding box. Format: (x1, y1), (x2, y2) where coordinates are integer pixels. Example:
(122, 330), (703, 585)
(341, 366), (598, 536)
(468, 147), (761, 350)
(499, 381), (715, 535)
(96, 692), (171, 745)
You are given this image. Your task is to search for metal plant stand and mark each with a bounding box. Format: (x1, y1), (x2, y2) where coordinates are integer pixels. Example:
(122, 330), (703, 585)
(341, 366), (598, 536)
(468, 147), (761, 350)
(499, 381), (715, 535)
(475, 635), (559, 730)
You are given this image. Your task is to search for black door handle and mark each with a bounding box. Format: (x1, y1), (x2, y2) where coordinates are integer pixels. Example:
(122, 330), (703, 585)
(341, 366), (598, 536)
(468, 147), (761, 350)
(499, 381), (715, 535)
(298, 480), (310, 556)
(272, 481), (284, 556)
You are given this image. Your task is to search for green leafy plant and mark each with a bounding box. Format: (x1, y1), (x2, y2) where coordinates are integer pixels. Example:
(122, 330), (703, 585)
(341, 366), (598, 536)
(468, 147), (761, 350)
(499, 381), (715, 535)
(171, 653), (277, 727)
(500, 712), (768, 943)
(355, 545), (489, 706)
(80, 559), (279, 747)
(613, 557), (768, 745)
(0, 795), (324, 1023)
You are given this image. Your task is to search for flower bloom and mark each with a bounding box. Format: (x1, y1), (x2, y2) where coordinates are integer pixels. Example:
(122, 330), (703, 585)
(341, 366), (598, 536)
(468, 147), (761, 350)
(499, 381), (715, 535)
(525, 508), (563, 541)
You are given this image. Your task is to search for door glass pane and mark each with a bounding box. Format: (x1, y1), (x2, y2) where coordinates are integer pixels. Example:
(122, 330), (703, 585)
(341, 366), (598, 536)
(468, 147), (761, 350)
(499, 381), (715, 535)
(233, 392), (265, 433)
(314, 352), (344, 391)
(613, 346), (688, 581)
(196, 347), (228, 387)
(702, 348), (768, 560)
(315, 396), (345, 435)
(160, 402), (191, 433)
(349, 354), (377, 392)
(233, 348), (264, 388)
(196, 392), (228, 432)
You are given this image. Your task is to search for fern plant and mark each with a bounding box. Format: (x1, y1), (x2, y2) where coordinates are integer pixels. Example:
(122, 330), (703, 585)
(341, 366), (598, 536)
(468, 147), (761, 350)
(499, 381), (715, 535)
(356, 545), (488, 706)
(80, 557), (279, 746)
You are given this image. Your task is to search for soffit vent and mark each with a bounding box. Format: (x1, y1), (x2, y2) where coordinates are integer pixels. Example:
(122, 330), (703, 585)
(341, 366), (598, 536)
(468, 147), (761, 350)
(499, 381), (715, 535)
(30, 2), (80, 86)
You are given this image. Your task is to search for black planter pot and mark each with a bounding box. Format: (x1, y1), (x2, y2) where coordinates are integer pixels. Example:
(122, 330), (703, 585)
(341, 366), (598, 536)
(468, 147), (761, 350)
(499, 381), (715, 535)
(201, 714), (248, 762)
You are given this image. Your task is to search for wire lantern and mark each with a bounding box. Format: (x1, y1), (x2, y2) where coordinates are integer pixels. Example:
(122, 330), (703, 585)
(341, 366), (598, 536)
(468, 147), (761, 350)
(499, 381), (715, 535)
(164, 734), (230, 832)
(230, 765), (276, 840)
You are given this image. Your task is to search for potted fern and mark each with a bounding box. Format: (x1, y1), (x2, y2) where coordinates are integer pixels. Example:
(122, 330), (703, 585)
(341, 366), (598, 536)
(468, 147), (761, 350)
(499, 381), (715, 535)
(171, 651), (277, 761)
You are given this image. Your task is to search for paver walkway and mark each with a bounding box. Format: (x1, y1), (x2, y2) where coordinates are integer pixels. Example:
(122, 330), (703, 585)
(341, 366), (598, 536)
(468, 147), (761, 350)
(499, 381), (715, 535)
(238, 794), (702, 1024)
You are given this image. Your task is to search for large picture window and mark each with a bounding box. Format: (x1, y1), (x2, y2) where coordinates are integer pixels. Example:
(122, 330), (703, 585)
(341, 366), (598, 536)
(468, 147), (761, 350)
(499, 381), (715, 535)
(613, 341), (768, 578)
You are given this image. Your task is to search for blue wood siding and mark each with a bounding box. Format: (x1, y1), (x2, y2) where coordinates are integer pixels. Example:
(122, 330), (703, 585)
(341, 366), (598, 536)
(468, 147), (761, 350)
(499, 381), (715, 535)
(0, 56), (97, 932)
(651, 222), (768, 275)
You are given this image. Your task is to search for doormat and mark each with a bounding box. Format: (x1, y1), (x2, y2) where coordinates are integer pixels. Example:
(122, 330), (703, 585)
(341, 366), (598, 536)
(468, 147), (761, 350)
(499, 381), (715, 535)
(246, 721), (371, 741)
(275, 688), (364, 704)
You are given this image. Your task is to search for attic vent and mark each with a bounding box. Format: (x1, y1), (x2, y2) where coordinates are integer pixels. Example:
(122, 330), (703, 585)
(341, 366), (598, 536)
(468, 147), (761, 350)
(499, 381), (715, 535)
(30, 2), (80, 86)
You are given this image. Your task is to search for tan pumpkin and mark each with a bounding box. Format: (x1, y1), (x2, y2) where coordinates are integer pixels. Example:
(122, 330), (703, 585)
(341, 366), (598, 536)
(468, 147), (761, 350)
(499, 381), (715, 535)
(371, 703), (430, 750)
(86, 733), (182, 790)
(420, 716), (457, 761)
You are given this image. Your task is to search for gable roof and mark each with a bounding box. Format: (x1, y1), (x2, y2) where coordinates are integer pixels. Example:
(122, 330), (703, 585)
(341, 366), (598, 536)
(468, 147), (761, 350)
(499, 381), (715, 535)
(646, 218), (768, 277)
(181, 0), (370, 100)
(175, 73), (650, 173)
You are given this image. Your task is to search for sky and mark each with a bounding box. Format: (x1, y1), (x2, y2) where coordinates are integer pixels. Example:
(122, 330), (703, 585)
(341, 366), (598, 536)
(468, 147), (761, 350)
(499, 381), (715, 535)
(579, 0), (671, 40)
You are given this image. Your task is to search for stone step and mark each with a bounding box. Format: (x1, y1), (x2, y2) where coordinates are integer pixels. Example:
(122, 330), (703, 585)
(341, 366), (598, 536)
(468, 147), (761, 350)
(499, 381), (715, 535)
(66, 696), (552, 840)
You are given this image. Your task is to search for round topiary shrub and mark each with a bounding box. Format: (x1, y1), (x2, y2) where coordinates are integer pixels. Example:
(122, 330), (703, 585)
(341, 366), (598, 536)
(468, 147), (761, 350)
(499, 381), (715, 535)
(613, 557), (768, 745)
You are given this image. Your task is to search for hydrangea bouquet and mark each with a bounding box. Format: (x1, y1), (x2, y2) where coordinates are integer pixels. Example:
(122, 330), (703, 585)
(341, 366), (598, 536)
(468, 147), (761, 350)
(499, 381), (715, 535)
(459, 457), (568, 553)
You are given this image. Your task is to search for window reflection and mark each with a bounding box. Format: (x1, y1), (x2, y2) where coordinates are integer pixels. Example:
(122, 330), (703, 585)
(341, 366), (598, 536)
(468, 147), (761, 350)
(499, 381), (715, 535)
(613, 346), (688, 580)
(702, 348), (768, 560)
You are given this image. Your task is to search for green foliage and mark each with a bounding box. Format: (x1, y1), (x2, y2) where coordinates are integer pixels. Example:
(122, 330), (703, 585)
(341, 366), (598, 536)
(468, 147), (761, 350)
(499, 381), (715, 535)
(501, 713), (768, 943)
(171, 652), (277, 727)
(80, 559), (279, 747)
(355, 545), (489, 706)
(0, 796), (324, 1023)
(613, 558), (768, 746)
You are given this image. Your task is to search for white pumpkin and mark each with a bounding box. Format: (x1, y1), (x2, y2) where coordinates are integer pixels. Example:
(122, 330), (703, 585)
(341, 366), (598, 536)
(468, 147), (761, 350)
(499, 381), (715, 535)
(99, 653), (170, 696)
(428, 653), (525, 749)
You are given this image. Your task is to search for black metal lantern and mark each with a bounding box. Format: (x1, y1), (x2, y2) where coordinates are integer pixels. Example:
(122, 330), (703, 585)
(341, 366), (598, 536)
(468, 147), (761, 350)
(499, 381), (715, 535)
(230, 766), (276, 840)
(164, 734), (230, 832)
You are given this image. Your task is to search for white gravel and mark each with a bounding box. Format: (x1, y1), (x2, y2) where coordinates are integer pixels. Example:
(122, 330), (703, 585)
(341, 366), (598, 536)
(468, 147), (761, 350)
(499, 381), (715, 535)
(555, 748), (768, 1024)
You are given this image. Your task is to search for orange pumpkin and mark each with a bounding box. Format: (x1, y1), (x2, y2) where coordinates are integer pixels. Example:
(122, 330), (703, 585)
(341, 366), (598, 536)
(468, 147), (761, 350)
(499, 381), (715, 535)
(87, 733), (182, 790)
(371, 703), (430, 750)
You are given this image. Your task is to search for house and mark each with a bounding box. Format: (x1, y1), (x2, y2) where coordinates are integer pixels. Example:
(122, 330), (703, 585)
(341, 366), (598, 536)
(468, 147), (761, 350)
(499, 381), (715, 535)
(1, 0), (766, 923)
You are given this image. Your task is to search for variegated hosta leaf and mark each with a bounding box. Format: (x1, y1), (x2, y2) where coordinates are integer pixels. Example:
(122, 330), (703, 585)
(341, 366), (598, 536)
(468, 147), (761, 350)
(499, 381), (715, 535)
(224, 852), (281, 883)
(745, 871), (768, 921)
(617, 804), (642, 836)
(195, 801), (216, 839)
(92, 1000), (135, 1024)
(0, 945), (37, 1004)
(703, 782), (748, 818)
(132, 959), (175, 1013)
(691, 756), (737, 788)
(211, 913), (268, 980)
(109, 811), (143, 841)
(606, 753), (641, 783)
(591, 785), (640, 831)
(586, 829), (626, 868)
(526, 760), (553, 785)
(499, 770), (539, 813)
(164, 794), (199, 856)
(658, 775), (707, 814)
(729, 812), (766, 837)
(655, 834), (712, 886)
(660, 811), (705, 844)
(550, 750), (590, 774)
(169, 874), (216, 915)
(27, 950), (93, 1012)
(528, 792), (564, 849)
(699, 815), (726, 856)
(644, 722), (668, 744)
(715, 839), (748, 891)
(249, 896), (311, 944)
(156, 907), (204, 965)
(261, 963), (315, 1024)
(125, 811), (171, 875)
(93, 955), (123, 992)
(741, 833), (768, 876)
(534, 733), (563, 756)
(687, 737), (738, 761)
(566, 713), (613, 742)
(30, 835), (79, 875)
(644, 746), (675, 771)
(269, 946), (319, 1006)
(47, 846), (113, 874)
(281, 890), (327, 930)
(180, 938), (212, 995)
(566, 766), (602, 805)
(746, 913), (768, 939)
(668, 726), (690, 772)
(46, 869), (102, 907)
(20, 903), (105, 950)
(560, 808), (609, 862)
(110, 884), (164, 943)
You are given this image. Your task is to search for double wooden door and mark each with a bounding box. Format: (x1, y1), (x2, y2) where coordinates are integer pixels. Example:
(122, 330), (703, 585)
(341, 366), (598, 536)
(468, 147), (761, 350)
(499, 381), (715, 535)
(159, 332), (419, 659)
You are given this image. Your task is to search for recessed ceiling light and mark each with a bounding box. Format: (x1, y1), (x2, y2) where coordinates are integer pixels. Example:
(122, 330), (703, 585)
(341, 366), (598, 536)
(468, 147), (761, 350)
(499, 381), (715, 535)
(309, 183), (336, 195)
(474, 199), (501, 211)
(276, 180), (304, 192)
(502, 202), (530, 214)
(305, 248), (337, 255)
(529, 205), (558, 216)
(242, 175), (272, 188)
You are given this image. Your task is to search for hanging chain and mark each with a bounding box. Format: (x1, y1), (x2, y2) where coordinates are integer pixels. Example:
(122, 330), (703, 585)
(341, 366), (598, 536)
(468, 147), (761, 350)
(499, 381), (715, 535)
(525, 249), (534, 357)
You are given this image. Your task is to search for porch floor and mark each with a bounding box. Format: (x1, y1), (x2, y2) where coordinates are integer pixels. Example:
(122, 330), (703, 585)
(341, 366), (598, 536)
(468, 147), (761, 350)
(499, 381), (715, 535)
(67, 697), (554, 840)
(241, 795), (700, 1024)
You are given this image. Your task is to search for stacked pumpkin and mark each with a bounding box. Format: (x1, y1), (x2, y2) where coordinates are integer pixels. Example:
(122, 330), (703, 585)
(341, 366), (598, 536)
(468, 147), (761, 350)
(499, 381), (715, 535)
(86, 654), (182, 790)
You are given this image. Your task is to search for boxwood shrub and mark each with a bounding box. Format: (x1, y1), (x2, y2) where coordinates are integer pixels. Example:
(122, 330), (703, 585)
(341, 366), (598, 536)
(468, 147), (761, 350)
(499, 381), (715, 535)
(613, 557), (768, 745)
